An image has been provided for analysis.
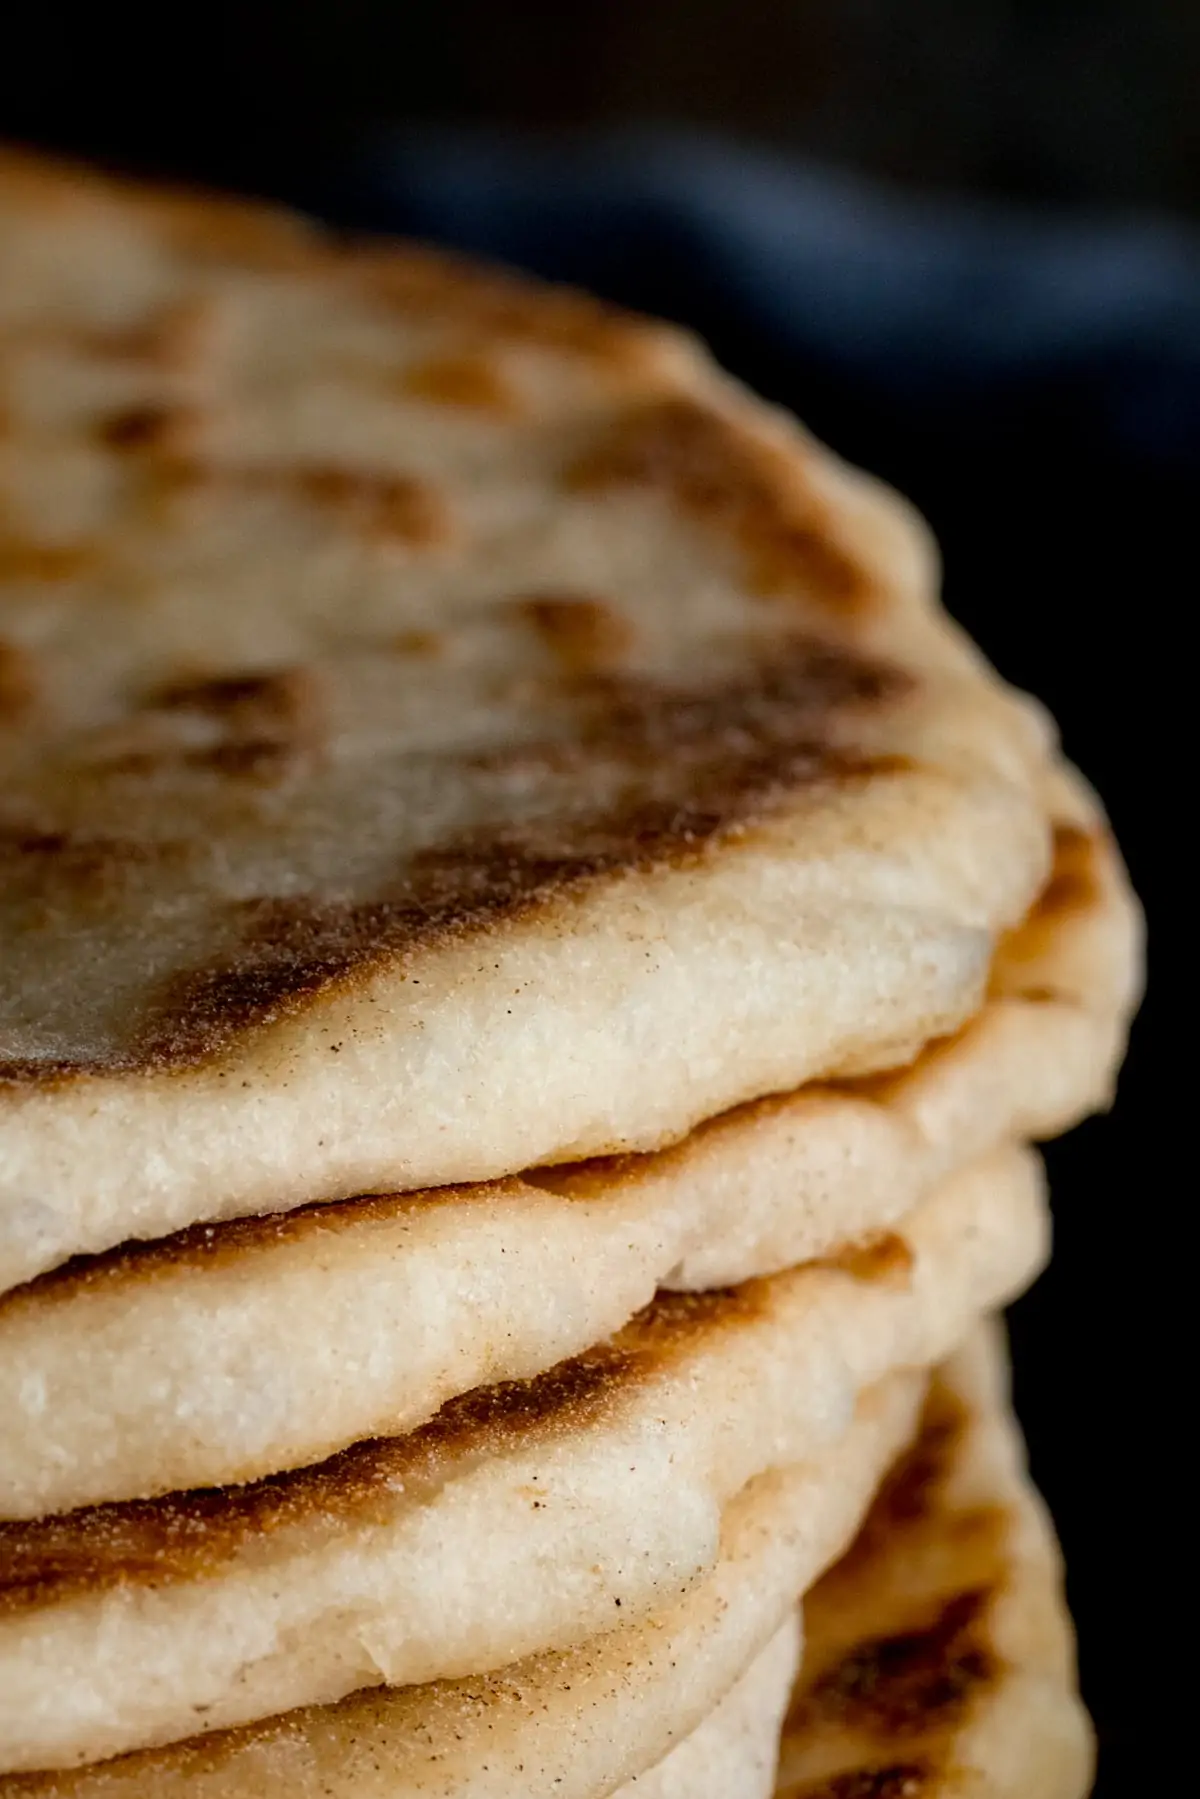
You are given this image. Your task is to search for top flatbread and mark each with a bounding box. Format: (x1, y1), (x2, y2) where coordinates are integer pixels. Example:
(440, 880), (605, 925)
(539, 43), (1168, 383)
(1, 149), (1057, 1276)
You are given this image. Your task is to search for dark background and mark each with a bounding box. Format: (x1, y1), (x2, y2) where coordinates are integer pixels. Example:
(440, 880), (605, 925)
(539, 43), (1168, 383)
(3, 6), (1178, 1793)
(3, 0), (1200, 211)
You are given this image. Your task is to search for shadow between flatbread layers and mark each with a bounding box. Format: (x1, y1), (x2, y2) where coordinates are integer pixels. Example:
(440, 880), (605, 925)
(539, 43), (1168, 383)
(774, 1323), (1093, 1799)
(0, 773), (1140, 1517)
(0, 1368), (928, 1799)
(2, 147), (1061, 1283)
(0, 1145), (1045, 1773)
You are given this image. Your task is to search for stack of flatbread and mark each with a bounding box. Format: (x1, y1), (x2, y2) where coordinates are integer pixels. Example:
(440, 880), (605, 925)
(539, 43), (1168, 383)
(0, 150), (1141, 1799)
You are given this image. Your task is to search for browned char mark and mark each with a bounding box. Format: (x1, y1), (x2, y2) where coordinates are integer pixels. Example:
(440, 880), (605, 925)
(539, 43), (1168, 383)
(95, 404), (453, 551)
(781, 1374), (1014, 1798)
(0, 827), (194, 911)
(0, 542), (95, 586)
(1028, 825), (1103, 927)
(134, 641), (909, 1067)
(569, 399), (876, 614)
(0, 1179), (520, 1302)
(0, 637), (37, 721)
(514, 593), (635, 675)
(0, 1280), (758, 1610)
(147, 667), (325, 777)
(802, 1589), (997, 1738)
(401, 348), (520, 415)
(785, 1769), (930, 1799)
(820, 1233), (915, 1287)
(1, 624), (912, 1086)
(985, 820), (1106, 1003)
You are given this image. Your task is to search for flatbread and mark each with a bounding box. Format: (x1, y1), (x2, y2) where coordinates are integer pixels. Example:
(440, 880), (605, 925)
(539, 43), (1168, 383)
(0, 1146), (1043, 1772)
(618, 1616), (799, 1799)
(1, 148), (1058, 1287)
(775, 1324), (1093, 1799)
(0, 781), (1139, 1517)
(0, 1370), (928, 1799)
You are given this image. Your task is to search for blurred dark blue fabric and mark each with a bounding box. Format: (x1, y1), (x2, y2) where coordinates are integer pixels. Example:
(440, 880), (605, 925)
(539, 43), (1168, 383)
(332, 129), (1200, 470)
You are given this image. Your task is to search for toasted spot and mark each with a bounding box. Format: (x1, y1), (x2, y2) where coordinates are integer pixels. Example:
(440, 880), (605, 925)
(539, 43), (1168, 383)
(0, 1283), (754, 1606)
(801, 1590), (997, 1738)
(569, 399), (874, 613)
(81, 298), (224, 372)
(73, 670), (324, 787)
(152, 667), (321, 743)
(0, 1357), (632, 1607)
(984, 822), (1104, 1000)
(515, 593), (635, 674)
(0, 1057), (111, 1086)
(96, 404), (199, 456)
(190, 739), (300, 778)
(1030, 825), (1102, 925)
(0, 826), (192, 905)
(616, 1280), (774, 1348)
(0, 636), (36, 720)
(0, 1355), (631, 1608)
(402, 349), (519, 415)
(138, 757), (902, 1066)
(289, 466), (450, 546)
(391, 629), (445, 658)
(800, 1373), (1012, 1753)
(868, 1384), (969, 1531)
(97, 667), (325, 783)
(823, 1233), (915, 1286)
(1023, 824), (1101, 937)
(130, 644), (909, 1064)
(0, 539), (95, 583)
(97, 425), (451, 548)
(817, 1378), (1002, 1615)
(3, 637), (910, 1077)
(786, 1767), (929, 1799)
(1006, 984), (1061, 1005)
